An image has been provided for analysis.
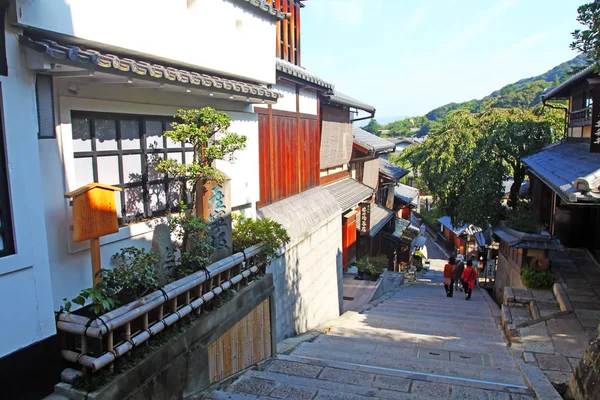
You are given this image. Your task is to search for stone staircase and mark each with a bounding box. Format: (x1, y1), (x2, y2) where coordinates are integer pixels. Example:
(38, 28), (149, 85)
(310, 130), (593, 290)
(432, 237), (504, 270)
(205, 279), (541, 399)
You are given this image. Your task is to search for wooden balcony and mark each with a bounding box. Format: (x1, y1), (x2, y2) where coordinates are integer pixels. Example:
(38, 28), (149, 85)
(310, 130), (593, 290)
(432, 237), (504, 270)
(569, 107), (592, 127)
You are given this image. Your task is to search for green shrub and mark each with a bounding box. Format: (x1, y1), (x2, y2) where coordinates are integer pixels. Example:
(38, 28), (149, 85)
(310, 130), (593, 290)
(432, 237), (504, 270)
(63, 247), (159, 316)
(521, 266), (554, 289)
(356, 255), (389, 275)
(169, 213), (214, 279)
(420, 206), (442, 232)
(232, 215), (290, 264)
(505, 206), (540, 234)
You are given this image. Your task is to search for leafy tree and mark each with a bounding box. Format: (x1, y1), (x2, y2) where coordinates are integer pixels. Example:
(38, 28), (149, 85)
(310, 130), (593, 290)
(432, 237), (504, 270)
(571, 1), (600, 69)
(154, 108), (246, 217)
(399, 107), (563, 227)
(361, 119), (382, 134)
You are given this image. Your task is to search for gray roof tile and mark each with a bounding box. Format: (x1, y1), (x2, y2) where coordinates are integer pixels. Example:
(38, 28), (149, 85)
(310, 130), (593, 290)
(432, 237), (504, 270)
(276, 59), (334, 90)
(324, 178), (373, 211)
(438, 216), (481, 236)
(21, 36), (281, 102)
(353, 127), (395, 154)
(394, 183), (419, 204)
(325, 91), (375, 113)
(227, 0), (291, 21)
(542, 65), (594, 100)
(379, 158), (409, 181)
(522, 140), (600, 203)
(369, 203), (394, 237)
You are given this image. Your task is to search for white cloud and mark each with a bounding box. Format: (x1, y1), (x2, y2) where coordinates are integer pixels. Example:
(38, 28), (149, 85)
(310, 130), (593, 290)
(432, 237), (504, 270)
(486, 30), (555, 65)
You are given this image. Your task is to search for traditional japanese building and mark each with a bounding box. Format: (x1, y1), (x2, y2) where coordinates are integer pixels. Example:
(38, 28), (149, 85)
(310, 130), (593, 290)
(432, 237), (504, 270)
(529, 66), (600, 261)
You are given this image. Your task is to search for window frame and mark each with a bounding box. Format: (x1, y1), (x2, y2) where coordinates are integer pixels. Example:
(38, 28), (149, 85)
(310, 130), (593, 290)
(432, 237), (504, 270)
(58, 97), (188, 254)
(70, 110), (193, 226)
(0, 84), (14, 258)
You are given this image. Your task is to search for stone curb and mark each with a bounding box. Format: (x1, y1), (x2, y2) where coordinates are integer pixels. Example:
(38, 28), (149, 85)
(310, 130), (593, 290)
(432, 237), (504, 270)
(516, 359), (563, 399)
(553, 283), (573, 312)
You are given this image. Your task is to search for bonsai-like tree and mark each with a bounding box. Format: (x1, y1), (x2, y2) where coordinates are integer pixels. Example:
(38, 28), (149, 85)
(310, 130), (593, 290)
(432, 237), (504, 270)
(155, 107), (247, 217)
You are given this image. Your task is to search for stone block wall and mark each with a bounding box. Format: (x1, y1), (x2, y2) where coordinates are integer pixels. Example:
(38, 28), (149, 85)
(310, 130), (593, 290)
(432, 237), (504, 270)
(267, 212), (343, 342)
(494, 253), (525, 303)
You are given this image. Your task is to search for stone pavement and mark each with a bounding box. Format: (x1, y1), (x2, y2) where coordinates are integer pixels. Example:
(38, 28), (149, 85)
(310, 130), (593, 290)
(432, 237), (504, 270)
(204, 237), (552, 399)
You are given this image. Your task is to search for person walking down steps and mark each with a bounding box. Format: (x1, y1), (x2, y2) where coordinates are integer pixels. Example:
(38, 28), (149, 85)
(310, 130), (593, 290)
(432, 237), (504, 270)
(461, 260), (478, 300)
(454, 258), (465, 293)
(443, 256), (456, 297)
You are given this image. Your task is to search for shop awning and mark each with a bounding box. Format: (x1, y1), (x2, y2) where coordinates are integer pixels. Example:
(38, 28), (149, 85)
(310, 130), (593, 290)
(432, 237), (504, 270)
(369, 204), (394, 238)
(20, 35), (282, 103)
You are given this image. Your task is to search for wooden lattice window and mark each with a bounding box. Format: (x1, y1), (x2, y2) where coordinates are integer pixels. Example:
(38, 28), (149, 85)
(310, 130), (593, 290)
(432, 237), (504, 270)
(274, 0), (302, 65)
(71, 111), (193, 226)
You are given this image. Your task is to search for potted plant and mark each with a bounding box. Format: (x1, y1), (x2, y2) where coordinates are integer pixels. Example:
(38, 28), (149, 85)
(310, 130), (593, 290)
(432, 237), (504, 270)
(354, 255), (388, 281)
(355, 258), (369, 280)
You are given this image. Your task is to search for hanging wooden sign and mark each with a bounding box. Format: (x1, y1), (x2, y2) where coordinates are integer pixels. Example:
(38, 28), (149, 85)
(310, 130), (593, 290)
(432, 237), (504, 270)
(359, 202), (371, 236)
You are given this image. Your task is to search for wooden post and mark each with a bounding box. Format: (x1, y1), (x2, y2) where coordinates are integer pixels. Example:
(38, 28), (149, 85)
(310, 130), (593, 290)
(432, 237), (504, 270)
(64, 183), (121, 286)
(90, 238), (101, 286)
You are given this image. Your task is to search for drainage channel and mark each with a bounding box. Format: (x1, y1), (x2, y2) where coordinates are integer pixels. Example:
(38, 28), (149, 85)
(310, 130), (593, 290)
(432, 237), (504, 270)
(291, 355), (529, 390)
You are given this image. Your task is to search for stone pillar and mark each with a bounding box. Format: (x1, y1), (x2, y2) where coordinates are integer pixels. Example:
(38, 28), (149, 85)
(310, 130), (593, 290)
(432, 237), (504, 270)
(197, 174), (232, 262)
(151, 224), (176, 286)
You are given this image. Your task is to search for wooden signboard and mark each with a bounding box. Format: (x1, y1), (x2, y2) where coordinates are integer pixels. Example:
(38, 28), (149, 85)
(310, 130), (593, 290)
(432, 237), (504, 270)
(65, 183), (121, 285)
(359, 202), (371, 236)
(592, 87), (600, 153)
(65, 183), (121, 242)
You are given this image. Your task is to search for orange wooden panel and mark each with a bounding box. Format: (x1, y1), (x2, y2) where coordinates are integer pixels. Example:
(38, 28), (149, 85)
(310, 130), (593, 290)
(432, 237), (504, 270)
(71, 187), (119, 242)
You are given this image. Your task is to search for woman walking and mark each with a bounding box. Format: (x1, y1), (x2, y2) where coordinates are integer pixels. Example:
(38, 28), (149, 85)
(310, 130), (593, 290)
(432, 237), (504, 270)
(443, 256), (456, 297)
(461, 260), (477, 300)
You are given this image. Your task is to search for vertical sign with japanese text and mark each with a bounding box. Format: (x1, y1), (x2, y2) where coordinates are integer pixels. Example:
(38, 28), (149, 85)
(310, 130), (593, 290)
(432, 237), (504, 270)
(591, 87), (600, 153)
(359, 202), (371, 236)
(199, 175), (232, 262)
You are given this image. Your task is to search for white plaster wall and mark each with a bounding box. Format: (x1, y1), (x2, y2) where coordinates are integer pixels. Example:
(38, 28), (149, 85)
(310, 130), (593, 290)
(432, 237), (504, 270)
(41, 81), (260, 307)
(267, 212), (343, 342)
(271, 82), (297, 113)
(13, 0), (275, 83)
(298, 87), (317, 116)
(0, 26), (56, 357)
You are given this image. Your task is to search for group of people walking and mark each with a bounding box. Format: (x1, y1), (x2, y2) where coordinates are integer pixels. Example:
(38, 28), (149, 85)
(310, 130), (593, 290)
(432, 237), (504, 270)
(443, 256), (478, 300)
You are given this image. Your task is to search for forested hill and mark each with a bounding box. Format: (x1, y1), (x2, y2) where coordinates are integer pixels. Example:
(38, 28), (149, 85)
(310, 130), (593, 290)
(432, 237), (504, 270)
(365, 55), (588, 137)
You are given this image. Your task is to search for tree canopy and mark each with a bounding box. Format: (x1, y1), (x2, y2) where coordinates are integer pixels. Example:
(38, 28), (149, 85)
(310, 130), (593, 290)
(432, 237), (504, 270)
(360, 119), (382, 134)
(398, 107), (563, 227)
(571, 1), (600, 68)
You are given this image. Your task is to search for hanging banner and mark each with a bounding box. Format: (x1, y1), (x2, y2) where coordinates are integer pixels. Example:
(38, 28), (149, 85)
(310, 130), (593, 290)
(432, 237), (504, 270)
(359, 202), (371, 236)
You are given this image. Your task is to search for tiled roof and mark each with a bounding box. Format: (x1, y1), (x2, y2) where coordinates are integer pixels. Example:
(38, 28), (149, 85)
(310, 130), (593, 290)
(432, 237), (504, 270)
(324, 178), (373, 211)
(392, 218), (420, 242)
(438, 216), (481, 236)
(379, 158), (409, 181)
(227, 0), (291, 21)
(20, 36), (281, 102)
(258, 187), (340, 239)
(325, 91), (376, 113)
(369, 203), (394, 238)
(353, 127), (395, 154)
(493, 227), (559, 250)
(394, 183), (419, 204)
(542, 65), (594, 101)
(276, 59), (334, 90)
(522, 140), (600, 203)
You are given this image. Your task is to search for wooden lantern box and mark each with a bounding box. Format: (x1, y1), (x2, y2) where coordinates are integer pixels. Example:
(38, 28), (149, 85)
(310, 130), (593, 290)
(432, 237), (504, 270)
(64, 183), (122, 284)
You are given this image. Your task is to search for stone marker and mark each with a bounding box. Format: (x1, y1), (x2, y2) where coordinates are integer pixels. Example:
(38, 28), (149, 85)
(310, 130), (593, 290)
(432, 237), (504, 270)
(152, 224), (176, 286)
(198, 174), (233, 262)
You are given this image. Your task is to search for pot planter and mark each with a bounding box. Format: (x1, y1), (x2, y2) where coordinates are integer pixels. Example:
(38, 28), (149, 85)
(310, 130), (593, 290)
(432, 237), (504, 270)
(370, 273), (380, 281)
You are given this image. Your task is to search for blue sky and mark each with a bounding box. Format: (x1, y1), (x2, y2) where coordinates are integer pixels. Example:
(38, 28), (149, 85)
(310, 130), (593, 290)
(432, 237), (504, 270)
(300, 0), (587, 121)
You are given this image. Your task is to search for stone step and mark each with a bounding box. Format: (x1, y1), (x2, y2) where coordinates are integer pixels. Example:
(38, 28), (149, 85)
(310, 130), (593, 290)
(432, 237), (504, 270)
(41, 394), (70, 400)
(291, 341), (522, 381)
(310, 334), (515, 366)
(364, 305), (496, 322)
(204, 390), (262, 399)
(264, 355), (534, 397)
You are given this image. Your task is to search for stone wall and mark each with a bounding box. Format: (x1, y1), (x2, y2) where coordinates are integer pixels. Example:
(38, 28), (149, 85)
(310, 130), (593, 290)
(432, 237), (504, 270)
(494, 253), (524, 303)
(267, 212), (343, 342)
(568, 325), (600, 400)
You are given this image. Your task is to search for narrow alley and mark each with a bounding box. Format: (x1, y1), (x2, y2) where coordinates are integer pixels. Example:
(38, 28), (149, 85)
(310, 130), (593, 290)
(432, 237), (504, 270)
(206, 237), (539, 400)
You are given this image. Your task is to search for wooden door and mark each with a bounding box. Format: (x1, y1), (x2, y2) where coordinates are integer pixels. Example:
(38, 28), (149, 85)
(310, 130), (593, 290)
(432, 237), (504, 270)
(342, 212), (357, 270)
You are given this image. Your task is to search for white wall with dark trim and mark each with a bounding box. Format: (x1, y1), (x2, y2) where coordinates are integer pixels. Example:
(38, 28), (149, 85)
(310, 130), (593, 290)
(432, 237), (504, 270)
(0, 25), (56, 358)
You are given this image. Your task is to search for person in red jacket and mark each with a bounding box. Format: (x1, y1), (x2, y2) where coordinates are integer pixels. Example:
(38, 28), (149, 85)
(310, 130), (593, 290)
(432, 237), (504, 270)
(443, 256), (456, 297)
(461, 260), (477, 300)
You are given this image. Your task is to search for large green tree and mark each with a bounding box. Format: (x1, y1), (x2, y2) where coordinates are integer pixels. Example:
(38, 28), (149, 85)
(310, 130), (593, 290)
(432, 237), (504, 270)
(571, 1), (600, 68)
(361, 119), (382, 134)
(399, 107), (562, 227)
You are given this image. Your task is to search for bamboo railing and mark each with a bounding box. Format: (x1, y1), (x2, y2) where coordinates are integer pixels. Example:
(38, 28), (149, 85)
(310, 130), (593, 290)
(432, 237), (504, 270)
(57, 244), (265, 373)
